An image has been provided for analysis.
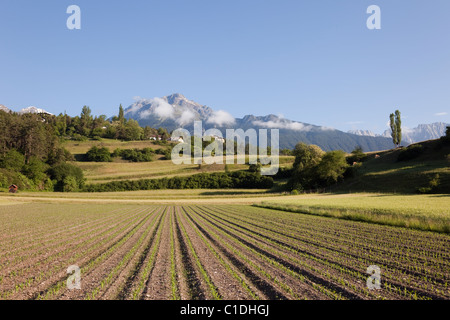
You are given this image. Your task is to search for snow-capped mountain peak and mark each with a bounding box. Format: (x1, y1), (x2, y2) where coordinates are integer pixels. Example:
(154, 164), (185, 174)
(349, 122), (449, 144)
(19, 106), (53, 115)
(381, 122), (449, 144)
(348, 129), (377, 137)
(0, 104), (11, 113)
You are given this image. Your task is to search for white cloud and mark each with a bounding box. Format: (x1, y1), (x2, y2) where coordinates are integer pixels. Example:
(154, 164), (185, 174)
(138, 109), (153, 119)
(253, 119), (311, 131)
(207, 110), (235, 126)
(434, 112), (448, 116)
(138, 97), (175, 119)
(177, 109), (196, 125)
(256, 120), (304, 131)
(253, 119), (335, 132)
(153, 98), (175, 118)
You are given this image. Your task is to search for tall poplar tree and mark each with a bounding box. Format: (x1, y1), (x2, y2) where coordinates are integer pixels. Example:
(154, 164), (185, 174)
(395, 110), (402, 147)
(390, 113), (397, 147)
(390, 110), (402, 148)
(118, 104), (125, 125)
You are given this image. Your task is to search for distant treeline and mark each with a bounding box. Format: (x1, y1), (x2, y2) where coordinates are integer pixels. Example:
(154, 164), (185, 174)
(83, 171), (273, 192)
(47, 105), (170, 141)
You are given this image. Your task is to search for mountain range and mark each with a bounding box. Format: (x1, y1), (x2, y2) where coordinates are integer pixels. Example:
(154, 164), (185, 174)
(124, 94), (396, 152)
(0, 104), (53, 115)
(348, 122), (449, 145)
(2, 96), (446, 152)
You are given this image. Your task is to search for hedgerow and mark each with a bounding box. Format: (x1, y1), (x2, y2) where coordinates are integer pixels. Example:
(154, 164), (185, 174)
(82, 171), (273, 192)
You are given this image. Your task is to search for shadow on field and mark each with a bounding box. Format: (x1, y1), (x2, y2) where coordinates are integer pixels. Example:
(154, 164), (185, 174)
(200, 191), (271, 196)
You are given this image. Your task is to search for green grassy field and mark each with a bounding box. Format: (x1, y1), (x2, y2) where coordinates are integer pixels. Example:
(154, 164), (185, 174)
(61, 138), (450, 195)
(5, 137), (449, 233)
(76, 160), (249, 184)
(334, 139), (450, 194)
(257, 193), (450, 233)
(63, 138), (295, 184)
(62, 139), (168, 156)
(0, 188), (277, 201)
(2, 188), (449, 233)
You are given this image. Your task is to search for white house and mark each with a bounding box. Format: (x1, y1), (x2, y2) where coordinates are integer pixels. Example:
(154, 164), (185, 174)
(170, 136), (184, 143)
(211, 135), (225, 143)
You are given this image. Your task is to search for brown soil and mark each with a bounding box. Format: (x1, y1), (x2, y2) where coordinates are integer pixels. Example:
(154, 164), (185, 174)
(1, 204), (449, 301)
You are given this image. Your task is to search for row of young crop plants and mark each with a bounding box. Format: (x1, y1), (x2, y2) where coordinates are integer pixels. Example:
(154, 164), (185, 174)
(182, 206), (361, 299)
(185, 205), (449, 300)
(38, 207), (167, 300)
(0, 206), (142, 271)
(3, 206), (182, 300)
(1, 204), (449, 300)
(0, 206), (154, 299)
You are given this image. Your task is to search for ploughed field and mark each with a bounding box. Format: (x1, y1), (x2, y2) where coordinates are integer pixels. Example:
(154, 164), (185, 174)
(0, 203), (449, 300)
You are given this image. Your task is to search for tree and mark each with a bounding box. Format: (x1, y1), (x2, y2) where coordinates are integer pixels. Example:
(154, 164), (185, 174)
(0, 149), (25, 172)
(118, 104), (125, 125)
(0, 110), (79, 191)
(80, 106), (93, 136)
(114, 104), (128, 140)
(395, 110), (402, 147)
(143, 126), (154, 140)
(288, 143), (324, 191)
(292, 143), (324, 171)
(248, 163), (261, 173)
(91, 115), (107, 138)
(390, 113), (397, 147)
(280, 148), (293, 156)
(347, 146), (367, 164)
(124, 120), (144, 141)
(55, 113), (68, 136)
(316, 150), (348, 185)
(390, 110), (402, 148)
(48, 162), (85, 192)
(86, 146), (112, 162)
(157, 127), (169, 140)
(63, 176), (79, 192)
(22, 156), (50, 185)
(19, 114), (49, 163)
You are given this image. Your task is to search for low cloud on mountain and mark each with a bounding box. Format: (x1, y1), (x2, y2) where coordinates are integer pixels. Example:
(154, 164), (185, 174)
(206, 110), (235, 126)
(178, 109), (196, 126)
(122, 93), (395, 151)
(152, 98), (175, 119)
(253, 118), (334, 132)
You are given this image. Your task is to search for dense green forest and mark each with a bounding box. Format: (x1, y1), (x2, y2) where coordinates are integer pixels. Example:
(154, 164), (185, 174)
(0, 111), (77, 191)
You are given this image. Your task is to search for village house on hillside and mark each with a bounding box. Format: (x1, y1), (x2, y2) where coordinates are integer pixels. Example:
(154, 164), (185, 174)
(211, 135), (225, 143)
(169, 136), (184, 143)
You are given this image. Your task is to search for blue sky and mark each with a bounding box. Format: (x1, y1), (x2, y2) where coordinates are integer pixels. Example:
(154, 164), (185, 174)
(1, 0), (449, 134)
